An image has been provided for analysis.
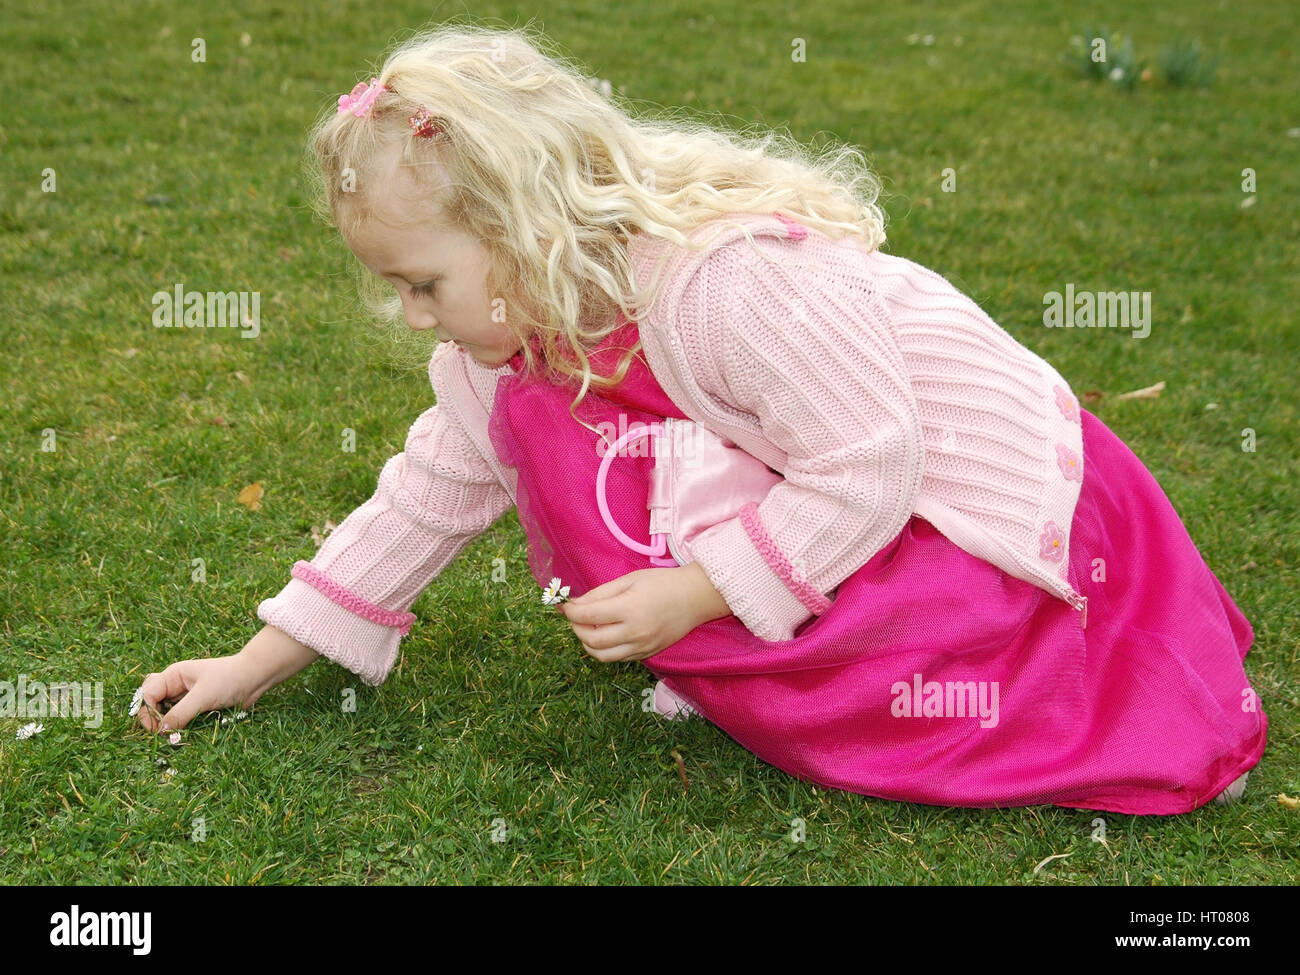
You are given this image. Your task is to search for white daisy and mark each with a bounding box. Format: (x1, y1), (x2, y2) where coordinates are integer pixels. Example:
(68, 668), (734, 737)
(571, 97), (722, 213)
(541, 576), (571, 605)
(16, 722), (44, 740)
(128, 684), (146, 717)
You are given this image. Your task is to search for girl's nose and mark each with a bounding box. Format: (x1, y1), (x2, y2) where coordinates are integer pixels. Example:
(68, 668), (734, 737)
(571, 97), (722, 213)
(404, 309), (438, 332)
(399, 294), (437, 332)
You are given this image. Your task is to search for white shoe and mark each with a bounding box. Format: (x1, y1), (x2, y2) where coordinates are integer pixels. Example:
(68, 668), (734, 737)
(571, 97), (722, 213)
(653, 681), (695, 721)
(1212, 770), (1250, 805)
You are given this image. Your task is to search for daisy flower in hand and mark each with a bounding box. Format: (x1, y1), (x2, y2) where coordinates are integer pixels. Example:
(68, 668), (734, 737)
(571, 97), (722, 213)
(541, 576), (571, 605)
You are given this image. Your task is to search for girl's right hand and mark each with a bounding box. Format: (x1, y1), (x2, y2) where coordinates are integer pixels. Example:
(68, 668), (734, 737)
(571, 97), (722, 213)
(134, 624), (320, 733)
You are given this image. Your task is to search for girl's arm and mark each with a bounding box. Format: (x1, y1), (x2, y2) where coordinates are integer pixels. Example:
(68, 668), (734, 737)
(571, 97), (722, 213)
(666, 235), (926, 642)
(238, 623), (321, 700)
(136, 624), (319, 733)
(139, 347), (510, 732)
(257, 345), (515, 686)
(679, 559), (732, 624)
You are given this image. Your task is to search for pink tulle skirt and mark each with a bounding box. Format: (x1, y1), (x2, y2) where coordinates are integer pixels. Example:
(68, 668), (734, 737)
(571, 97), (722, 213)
(489, 323), (1266, 813)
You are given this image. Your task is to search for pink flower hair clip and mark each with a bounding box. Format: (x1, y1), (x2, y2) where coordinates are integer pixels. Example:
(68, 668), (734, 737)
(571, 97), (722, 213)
(338, 78), (387, 117)
(408, 105), (444, 139)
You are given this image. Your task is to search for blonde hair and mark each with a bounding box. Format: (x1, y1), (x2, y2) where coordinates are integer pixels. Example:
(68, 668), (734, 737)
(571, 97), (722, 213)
(304, 20), (890, 443)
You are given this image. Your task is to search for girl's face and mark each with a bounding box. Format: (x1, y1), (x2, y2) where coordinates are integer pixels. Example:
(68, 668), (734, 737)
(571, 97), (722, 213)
(342, 172), (529, 367)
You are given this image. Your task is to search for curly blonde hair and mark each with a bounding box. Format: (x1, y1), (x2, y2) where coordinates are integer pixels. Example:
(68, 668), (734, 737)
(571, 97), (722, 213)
(304, 20), (890, 442)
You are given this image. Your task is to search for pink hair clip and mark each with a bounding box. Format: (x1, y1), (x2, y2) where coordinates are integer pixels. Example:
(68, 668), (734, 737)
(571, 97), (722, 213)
(408, 105), (444, 139)
(337, 78), (387, 117)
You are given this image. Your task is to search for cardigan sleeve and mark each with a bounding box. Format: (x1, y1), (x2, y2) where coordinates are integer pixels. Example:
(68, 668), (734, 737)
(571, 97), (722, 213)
(256, 348), (514, 686)
(676, 237), (926, 641)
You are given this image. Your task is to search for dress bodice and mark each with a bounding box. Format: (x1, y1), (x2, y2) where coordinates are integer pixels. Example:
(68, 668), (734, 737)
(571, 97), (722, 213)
(507, 312), (688, 420)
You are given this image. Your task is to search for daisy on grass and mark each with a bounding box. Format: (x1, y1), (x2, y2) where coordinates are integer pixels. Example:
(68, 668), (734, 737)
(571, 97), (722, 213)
(541, 576), (571, 605)
(16, 722), (44, 740)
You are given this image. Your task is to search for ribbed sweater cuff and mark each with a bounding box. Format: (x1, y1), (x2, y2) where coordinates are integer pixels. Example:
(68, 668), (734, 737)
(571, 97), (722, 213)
(687, 514), (819, 642)
(257, 577), (401, 687)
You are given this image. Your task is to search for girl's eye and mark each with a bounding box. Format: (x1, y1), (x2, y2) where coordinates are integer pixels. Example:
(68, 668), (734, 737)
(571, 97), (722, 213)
(410, 281), (437, 299)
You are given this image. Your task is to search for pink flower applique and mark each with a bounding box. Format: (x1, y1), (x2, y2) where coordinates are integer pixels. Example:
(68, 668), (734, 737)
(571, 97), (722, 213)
(1039, 521), (1067, 562)
(1055, 442), (1084, 482)
(338, 78), (387, 118)
(1054, 385), (1079, 423)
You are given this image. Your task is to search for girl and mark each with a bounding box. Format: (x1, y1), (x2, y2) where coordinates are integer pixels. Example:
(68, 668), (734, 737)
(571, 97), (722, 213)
(135, 26), (1265, 814)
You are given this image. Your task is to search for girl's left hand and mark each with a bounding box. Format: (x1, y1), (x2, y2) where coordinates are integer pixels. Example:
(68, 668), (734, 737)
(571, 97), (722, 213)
(557, 566), (717, 662)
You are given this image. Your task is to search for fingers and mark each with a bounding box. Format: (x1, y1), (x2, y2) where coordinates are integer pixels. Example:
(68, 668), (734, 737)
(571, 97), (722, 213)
(579, 640), (641, 663)
(569, 618), (628, 649)
(139, 665), (188, 708)
(152, 693), (206, 733)
(135, 670), (172, 732)
(560, 598), (622, 626)
(136, 663), (198, 733)
(567, 572), (635, 607)
(553, 572), (654, 660)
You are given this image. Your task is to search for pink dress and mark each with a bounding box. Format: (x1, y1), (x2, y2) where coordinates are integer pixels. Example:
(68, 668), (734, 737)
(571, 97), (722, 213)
(488, 315), (1267, 814)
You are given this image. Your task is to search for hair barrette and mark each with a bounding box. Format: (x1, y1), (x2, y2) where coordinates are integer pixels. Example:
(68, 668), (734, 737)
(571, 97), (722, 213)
(337, 78), (387, 118)
(408, 105), (444, 139)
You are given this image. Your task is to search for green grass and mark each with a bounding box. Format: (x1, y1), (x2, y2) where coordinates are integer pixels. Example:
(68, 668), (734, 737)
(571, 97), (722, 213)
(1, 0), (1296, 884)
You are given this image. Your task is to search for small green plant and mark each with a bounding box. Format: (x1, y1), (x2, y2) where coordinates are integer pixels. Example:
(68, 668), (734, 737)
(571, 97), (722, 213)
(1068, 26), (1145, 91)
(1159, 37), (1218, 88)
(1105, 34), (1144, 91)
(1068, 26), (1116, 80)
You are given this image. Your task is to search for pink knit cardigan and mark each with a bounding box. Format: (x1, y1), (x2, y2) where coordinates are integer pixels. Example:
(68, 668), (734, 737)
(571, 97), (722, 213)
(259, 212), (1088, 685)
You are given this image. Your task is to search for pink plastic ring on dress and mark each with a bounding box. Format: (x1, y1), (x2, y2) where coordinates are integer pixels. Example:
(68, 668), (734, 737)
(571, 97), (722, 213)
(595, 421), (677, 566)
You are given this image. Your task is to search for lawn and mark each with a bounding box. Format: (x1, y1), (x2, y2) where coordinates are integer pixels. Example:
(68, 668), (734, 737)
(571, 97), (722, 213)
(1, 0), (1295, 884)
